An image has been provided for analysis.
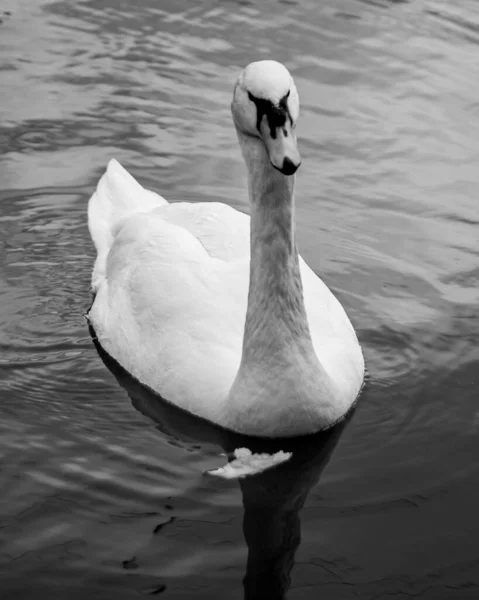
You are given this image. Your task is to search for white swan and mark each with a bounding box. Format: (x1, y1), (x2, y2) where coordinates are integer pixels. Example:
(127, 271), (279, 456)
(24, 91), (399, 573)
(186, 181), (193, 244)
(87, 60), (364, 438)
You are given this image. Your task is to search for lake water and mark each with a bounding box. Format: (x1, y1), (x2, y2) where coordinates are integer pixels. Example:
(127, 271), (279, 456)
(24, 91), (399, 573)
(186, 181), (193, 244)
(1, 0), (479, 598)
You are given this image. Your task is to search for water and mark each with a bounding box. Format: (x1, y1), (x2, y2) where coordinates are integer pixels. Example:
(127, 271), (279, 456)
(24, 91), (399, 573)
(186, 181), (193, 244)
(1, 0), (478, 597)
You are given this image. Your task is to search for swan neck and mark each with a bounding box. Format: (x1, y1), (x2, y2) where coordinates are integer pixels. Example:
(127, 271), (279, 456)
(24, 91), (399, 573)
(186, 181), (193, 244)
(239, 131), (312, 357)
(247, 150), (297, 254)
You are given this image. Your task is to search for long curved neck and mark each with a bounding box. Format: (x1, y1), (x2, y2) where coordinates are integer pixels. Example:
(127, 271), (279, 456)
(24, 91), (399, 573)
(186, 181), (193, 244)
(238, 131), (313, 362)
(226, 129), (336, 434)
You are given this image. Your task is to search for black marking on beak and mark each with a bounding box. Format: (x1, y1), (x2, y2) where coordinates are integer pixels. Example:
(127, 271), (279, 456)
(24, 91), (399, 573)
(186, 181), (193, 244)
(280, 157), (299, 175)
(248, 90), (292, 138)
(271, 156), (300, 176)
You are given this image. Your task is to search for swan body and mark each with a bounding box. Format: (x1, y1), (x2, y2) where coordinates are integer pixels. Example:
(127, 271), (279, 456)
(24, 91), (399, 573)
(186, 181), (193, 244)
(88, 61), (364, 437)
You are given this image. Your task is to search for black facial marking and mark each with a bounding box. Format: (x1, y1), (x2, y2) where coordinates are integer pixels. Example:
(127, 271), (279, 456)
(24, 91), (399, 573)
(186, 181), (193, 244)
(248, 90), (292, 137)
(279, 90), (293, 125)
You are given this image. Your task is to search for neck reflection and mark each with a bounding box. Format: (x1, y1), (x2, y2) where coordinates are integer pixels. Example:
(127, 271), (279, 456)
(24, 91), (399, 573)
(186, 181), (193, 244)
(235, 425), (349, 599)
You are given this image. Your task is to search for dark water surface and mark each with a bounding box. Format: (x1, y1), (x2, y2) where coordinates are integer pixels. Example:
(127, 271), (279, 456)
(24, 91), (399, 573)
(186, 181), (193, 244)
(1, 0), (479, 598)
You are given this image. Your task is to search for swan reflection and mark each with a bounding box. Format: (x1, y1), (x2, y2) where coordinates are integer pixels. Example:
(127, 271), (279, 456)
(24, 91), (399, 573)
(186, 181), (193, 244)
(91, 327), (354, 599)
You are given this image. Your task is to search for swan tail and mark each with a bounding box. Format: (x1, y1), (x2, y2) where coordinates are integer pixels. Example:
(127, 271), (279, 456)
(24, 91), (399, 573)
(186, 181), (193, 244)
(88, 159), (167, 291)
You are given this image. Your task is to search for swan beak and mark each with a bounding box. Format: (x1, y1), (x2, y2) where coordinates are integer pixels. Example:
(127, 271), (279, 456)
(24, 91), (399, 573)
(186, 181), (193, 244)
(261, 119), (301, 176)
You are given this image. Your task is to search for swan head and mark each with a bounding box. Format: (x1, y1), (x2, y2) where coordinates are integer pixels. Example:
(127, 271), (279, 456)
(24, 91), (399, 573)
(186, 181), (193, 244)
(231, 60), (301, 176)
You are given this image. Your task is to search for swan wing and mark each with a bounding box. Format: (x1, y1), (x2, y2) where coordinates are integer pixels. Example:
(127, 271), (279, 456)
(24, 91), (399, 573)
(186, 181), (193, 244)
(88, 159), (168, 291)
(88, 160), (250, 422)
(301, 260), (364, 406)
(154, 200), (250, 262)
(89, 211), (249, 422)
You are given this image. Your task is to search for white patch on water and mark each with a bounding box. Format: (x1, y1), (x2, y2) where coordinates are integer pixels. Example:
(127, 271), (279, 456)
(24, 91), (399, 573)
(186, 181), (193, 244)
(207, 447), (292, 479)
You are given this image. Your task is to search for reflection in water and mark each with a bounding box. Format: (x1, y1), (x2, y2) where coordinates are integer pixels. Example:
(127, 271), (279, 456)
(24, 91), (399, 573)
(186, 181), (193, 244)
(90, 325), (352, 599)
(240, 430), (347, 600)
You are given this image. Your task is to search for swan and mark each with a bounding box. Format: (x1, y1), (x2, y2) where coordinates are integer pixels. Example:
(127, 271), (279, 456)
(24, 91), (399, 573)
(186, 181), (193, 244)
(87, 60), (364, 438)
